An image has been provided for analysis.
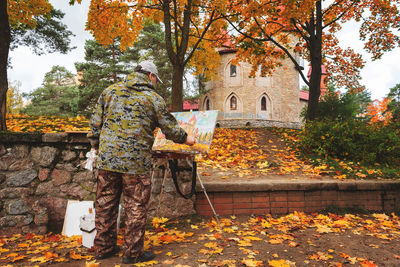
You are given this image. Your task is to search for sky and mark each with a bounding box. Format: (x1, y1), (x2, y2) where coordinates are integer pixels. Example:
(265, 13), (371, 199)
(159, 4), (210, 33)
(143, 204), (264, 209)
(7, 1), (400, 101)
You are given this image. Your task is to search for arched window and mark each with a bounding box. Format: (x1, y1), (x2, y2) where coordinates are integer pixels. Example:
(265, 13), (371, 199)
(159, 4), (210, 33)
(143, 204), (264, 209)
(203, 97), (211, 111)
(261, 96), (267, 111)
(230, 95), (237, 110)
(230, 64), (237, 77)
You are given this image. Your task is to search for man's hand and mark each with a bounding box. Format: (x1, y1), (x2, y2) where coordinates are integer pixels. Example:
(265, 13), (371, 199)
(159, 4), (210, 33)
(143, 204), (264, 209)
(185, 135), (196, 146)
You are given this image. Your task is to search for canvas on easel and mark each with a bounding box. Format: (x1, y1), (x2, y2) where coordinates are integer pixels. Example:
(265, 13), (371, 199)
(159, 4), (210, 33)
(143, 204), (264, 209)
(152, 110), (218, 154)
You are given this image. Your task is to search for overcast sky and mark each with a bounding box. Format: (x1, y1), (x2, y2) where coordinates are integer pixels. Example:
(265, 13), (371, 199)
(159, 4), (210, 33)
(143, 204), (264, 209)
(7, 1), (400, 101)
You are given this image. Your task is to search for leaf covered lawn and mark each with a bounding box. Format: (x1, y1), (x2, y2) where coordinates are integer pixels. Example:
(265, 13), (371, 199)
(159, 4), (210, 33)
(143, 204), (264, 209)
(1, 212), (400, 266)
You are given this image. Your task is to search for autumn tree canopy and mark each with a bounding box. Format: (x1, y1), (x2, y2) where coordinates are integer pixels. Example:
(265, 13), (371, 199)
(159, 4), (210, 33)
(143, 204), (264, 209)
(75, 0), (227, 111)
(224, 0), (400, 121)
(0, 0), (74, 131)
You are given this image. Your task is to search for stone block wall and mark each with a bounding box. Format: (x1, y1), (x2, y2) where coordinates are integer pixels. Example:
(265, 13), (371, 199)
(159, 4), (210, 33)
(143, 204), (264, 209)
(200, 52), (301, 124)
(0, 132), (195, 235)
(215, 119), (302, 129)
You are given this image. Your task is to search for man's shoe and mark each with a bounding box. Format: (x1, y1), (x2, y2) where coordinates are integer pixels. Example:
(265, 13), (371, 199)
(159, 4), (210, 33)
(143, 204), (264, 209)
(122, 251), (155, 264)
(95, 246), (120, 260)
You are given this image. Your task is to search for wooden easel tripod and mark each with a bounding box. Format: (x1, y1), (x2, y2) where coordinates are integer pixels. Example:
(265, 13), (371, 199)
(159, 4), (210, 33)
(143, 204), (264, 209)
(151, 152), (220, 226)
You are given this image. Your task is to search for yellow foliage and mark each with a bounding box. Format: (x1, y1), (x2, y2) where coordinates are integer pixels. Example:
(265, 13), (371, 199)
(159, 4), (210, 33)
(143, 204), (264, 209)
(8, 0), (52, 28)
(84, 0), (226, 80)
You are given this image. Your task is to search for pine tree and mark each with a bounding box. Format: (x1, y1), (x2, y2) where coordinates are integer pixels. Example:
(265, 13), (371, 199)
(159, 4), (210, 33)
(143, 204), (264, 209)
(23, 66), (79, 116)
(75, 21), (173, 115)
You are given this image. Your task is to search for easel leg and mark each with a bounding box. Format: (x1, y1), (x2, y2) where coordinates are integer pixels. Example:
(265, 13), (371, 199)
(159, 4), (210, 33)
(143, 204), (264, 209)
(186, 158), (221, 227)
(155, 161), (169, 217)
(196, 172), (220, 227)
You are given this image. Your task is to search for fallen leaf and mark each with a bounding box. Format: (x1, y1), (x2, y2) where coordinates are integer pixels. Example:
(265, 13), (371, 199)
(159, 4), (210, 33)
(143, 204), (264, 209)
(29, 256), (50, 263)
(242, 258), (263, 266)
(162, 259), (175, 264)
(133, 260), (158, 266)
(85, 260), (99, 267)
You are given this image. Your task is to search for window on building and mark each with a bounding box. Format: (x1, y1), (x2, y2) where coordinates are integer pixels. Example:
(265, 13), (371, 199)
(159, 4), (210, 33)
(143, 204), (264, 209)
(261, 96), (267, 111)
(205, 98), (210, 110)
(230, 64), (237, 77)
(230, 95), (237, 110)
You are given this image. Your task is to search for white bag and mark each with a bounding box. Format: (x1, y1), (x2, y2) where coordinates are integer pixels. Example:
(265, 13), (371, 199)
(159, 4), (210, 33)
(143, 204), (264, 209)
(84, 150), (98, 171)
(80, 211), (96, 249)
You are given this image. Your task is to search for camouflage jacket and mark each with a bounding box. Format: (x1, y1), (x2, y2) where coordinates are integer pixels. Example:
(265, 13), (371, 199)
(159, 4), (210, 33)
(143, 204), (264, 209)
(87, 72), (187, 174)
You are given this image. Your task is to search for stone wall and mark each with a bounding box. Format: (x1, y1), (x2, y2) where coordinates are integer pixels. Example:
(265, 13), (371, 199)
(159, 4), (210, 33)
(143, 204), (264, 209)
(0, 132), (196, 235)
(215, 119), (302, 129)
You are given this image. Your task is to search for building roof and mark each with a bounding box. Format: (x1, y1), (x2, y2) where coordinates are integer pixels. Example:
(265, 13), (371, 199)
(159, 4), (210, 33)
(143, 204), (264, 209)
(217, 29), (237, 54)
(183, 100), (199, 111)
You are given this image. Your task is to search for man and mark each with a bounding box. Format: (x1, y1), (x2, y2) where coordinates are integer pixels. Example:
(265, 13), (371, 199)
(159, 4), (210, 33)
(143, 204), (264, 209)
(87, 60), (195, 264)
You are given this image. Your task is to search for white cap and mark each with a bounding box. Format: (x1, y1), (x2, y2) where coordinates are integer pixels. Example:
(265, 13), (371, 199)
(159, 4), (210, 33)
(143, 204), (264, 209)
(138, 60), (163, 84)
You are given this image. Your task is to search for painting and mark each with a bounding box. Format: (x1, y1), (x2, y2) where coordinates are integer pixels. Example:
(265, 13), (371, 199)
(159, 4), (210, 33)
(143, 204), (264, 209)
(152, 110), (218, 155)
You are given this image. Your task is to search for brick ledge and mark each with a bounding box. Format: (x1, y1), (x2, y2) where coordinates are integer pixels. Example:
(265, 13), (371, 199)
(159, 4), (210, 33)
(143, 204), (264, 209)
(196, 178), (400, 192)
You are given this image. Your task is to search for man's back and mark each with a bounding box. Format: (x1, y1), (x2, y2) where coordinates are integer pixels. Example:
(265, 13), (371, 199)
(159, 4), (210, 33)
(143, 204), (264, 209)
(88, 72), (187, 174)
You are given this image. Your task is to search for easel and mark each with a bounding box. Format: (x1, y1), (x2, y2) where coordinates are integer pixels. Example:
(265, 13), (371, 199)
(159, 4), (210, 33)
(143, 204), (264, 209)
(151, 152), (220, 226)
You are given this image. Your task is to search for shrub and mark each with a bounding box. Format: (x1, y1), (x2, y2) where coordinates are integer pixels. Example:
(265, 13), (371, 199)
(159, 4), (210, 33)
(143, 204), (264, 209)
(297, 119), (400, 166)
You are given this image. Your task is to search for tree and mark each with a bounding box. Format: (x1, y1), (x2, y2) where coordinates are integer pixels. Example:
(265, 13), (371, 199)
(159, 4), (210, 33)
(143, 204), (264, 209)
(387, 83), (400, 123)
(0, 0), (11, 130)
(75, 39), (135, 115)
(224, 0), (400, 121)
(23, 66), (80, 116)
(74, 0), (227, 111)
(0, 0), (74, 130)
(310, 83), (371, 121)
(75, 21), (174, 115)
(7, 81), (23, 114)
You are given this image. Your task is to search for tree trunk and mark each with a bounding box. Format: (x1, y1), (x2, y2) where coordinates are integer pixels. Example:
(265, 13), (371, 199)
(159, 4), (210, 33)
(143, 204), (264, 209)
(307, 58), (322, 121)
(306, 1), (323, 121)
(0, 0), (10, 131)
(112, 44), (117, 82)
(171, 64), (184, 112)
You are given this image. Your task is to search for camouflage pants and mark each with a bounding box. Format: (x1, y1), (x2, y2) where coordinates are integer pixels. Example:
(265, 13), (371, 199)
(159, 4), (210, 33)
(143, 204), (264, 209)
(94, 169), (152, 258)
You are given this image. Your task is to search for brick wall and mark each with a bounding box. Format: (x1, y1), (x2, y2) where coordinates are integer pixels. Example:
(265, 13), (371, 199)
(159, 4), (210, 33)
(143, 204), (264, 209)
(196, 188), (400, 216)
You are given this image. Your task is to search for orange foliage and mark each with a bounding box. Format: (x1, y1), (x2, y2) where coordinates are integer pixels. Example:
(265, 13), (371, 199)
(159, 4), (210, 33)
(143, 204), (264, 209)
(82, 0), (227, 79)
(5, 114), (90, 133)
(7, 0), (52, 29)
(226, 0), (399, 93)
(365, 98), (392, 125)
(198, 128), (268, 171)
(198, 128), (325, 177)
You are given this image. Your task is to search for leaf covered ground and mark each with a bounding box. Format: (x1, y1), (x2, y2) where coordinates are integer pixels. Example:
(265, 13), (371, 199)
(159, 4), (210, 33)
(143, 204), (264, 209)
(3, 115), (399, 266)
(1, 212), (400, 266)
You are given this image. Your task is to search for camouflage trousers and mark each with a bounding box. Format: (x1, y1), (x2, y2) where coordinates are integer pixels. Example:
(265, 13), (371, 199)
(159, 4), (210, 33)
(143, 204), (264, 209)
(94, 169), (152, 258)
